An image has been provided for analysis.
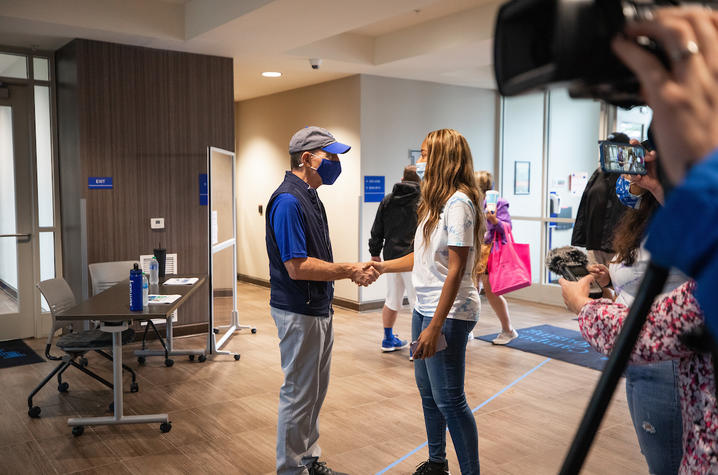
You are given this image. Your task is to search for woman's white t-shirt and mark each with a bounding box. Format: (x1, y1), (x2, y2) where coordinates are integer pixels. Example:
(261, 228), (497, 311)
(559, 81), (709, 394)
(609, 244), (689, 307)
(412, 191), (480, 321)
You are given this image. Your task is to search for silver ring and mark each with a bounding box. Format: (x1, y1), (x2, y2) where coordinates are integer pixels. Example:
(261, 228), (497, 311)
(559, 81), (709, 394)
(671, 40), (700, 62)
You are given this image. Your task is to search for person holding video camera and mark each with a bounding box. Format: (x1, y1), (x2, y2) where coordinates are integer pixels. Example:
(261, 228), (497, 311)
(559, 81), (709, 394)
(560, 7), (718, 472)
(372, 129), (484, 475)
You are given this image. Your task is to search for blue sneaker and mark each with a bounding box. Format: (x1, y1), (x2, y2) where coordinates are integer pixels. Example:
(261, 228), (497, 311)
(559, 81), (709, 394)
(381, 335), (409, 352)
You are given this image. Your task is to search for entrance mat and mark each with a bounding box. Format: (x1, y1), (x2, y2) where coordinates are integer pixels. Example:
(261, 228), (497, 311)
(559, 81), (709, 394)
(478, 324), (608, 371)
(0, 339), (44, 369)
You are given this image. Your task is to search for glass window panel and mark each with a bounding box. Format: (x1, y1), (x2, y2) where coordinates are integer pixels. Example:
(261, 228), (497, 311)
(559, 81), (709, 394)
(0, 106), (16, 234)
(546, 88), (601, 221)
(33, 57), (49, 81)
(0, 237), (19, 315)
(501, 92), (544, 218)
(39, 232), (55, 312)
(0, 106), (19, 315)
(0, 53), (27, 79)
(510, 220), (542, 284)
(212, 245), (235, 326)
(34, 86), (54, 227)
(617, 106), (653, 141)
(545, 223), (587, 285)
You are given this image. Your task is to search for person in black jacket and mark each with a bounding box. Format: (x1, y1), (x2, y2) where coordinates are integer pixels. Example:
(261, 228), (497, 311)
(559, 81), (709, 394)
(571, 132), (630, 266)
(369, 166), (421, 354)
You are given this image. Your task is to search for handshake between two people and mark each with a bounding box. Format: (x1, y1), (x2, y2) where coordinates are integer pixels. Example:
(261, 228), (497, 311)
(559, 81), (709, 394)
(347, 258), (385, 287)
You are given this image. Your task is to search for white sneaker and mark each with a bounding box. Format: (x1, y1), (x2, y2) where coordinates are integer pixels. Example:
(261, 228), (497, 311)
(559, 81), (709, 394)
(492, 329), (518, 345)
(467, 332), (475, 340)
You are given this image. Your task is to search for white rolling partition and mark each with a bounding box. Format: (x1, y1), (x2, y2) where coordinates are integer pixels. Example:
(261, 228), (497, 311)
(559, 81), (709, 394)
(207, 147), (255, 359)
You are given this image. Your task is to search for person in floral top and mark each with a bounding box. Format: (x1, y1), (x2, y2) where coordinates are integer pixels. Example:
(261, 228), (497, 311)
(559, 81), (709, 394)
(560, 276), (716, 474)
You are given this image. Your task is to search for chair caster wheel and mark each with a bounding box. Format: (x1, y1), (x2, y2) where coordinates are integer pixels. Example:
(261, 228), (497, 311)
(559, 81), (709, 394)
(58, 382), (69, 393)
(72, 426), (84, 436)
(109, 402), (114, 412)
(164, 359), (174, 367)
(233, 354), (241, 361)
(28, 406), (41, 418)
(137, 356), (146, 365)
(251, 328), (257, 334)
(198, 355), (206, 363)
(188, 355), (195, 362)
(80, 357), (89, 367)
(160, 422), (172, 433)
(130, 382), (139, 393)
(213, 328), (219, 334)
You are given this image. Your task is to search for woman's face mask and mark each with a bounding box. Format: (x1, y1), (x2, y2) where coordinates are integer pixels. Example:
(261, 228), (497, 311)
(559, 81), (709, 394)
(415, 161), (426, 180)
(615, 175), (643, 209)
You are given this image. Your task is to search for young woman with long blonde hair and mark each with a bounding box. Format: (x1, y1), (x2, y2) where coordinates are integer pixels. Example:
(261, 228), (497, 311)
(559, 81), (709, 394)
(373, 129), (484, 475)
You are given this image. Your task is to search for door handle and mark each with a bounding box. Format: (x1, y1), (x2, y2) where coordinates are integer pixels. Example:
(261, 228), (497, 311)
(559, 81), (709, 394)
(0, 233), (31, 239)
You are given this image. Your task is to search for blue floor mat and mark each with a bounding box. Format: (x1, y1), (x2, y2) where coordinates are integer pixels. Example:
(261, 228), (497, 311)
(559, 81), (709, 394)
(478, 324), (608, 371)
(0, 339), (44, 369)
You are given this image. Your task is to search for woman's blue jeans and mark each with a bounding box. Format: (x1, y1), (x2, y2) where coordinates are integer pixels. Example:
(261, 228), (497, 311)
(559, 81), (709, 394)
(412, 309), (479, 475)
(625, 360), (683, 475)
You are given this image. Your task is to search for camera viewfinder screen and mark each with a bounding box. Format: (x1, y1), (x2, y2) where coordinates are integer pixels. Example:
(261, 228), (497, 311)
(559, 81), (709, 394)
(599, 141), (646, 175)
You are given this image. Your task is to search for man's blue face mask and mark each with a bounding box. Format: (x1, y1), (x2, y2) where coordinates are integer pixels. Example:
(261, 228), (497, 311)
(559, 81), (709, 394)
(616, 175), (643, 209)
(308, 153), (342, 185)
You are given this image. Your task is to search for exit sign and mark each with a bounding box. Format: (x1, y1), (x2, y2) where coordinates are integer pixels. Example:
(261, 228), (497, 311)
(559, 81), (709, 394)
(88, 177), (113, 189)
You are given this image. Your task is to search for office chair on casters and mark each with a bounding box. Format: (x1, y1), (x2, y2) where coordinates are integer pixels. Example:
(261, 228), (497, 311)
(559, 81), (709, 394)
(28, 278), (138, 419)
(89, 260), (173, 367)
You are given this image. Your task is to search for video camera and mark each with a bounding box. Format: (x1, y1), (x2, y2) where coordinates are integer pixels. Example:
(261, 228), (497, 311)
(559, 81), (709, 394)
(494, 0), (716, 107)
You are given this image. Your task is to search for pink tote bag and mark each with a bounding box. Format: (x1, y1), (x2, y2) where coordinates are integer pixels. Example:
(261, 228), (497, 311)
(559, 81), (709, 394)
(487, 228), (531, 296)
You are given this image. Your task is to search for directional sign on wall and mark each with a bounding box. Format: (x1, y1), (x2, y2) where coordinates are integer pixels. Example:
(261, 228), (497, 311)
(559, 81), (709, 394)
(364, 176), (385, 203)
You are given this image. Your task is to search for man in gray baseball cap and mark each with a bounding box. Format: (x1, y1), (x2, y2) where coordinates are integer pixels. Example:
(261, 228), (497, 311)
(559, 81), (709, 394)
(265, 126), (377, 475)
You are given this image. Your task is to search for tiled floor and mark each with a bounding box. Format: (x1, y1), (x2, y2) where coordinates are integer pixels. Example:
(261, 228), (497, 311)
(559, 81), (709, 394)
(0, 282), (647, 474)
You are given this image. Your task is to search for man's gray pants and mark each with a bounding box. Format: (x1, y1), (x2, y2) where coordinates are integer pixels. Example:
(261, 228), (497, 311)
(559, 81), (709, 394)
(271, 307), (334, 475)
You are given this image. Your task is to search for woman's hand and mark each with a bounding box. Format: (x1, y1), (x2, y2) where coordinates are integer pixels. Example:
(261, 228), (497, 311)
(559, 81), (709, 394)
(588, 264), (611, 288)
(558, 275), (595, 315)
(369, 260), (384, 275)
(486, 210), (499, 225)
(612, 8), (718, 184)
(626, 140), (665, 204)
(413, 324), (442, 360)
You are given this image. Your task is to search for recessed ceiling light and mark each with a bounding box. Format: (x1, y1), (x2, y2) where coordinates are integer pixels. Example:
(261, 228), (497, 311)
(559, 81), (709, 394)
(262, 71), (282, 78)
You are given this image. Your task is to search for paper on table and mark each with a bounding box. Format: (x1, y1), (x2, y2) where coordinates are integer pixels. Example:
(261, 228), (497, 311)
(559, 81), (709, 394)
(163, 277), (199, 286)
(148, 294), (181, 304)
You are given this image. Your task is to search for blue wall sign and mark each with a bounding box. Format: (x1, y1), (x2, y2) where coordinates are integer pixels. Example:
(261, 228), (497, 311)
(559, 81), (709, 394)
(88, 177), (112, 189)
(364, 176), (385, 203)
(199, 173), (208, 206)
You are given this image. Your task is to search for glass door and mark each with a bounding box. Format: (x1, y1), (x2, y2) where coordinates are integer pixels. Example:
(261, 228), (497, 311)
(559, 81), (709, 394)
(0, 83), (36, 339)
(498, 89), (602, 305)
(0, 50), (59, 341)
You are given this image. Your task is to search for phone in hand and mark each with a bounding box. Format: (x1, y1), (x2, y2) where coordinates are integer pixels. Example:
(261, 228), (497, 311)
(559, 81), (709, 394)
(562, 265), (603, 299)
(410, 333), (448, 359)
(599, 141), (647, 175)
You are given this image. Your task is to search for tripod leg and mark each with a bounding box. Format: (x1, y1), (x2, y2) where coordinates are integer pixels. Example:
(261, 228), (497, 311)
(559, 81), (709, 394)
(560, 264), (668, 475)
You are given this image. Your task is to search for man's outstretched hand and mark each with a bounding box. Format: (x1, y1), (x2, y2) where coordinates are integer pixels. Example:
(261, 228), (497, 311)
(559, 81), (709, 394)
(349, 262), (380, 286)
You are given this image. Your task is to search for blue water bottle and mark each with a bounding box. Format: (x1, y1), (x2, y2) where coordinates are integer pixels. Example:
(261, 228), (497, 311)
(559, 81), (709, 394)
(129, 264), (143, 311)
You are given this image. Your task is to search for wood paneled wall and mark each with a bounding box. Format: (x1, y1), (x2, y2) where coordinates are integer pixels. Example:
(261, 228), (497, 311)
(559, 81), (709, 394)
(57, 39), (234, 327)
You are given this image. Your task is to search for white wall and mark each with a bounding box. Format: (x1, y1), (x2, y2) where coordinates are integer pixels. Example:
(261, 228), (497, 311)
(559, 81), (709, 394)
(236, 74), (497, 305)
(235, 76), (362, 302)
(358, 75), (497, 303)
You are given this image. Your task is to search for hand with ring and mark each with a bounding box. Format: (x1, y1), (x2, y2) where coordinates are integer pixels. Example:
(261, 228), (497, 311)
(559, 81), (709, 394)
(611, 7), (718, 185)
